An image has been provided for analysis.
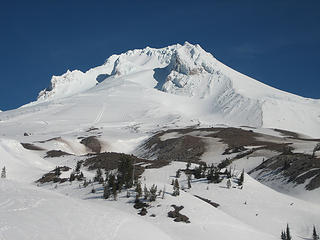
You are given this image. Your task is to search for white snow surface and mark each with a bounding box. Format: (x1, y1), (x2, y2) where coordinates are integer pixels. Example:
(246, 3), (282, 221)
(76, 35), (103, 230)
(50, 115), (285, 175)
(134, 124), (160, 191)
(0, 180), (174, 240)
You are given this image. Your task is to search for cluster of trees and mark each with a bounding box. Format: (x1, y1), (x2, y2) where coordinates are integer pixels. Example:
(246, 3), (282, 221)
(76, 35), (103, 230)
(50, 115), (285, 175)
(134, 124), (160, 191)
(69, 161), (84, 182)
(281, 224), (292, 240)
(281, 224), (319, 240)
(180, 161), (244, 188)
(65, 155), (173, 202)
(133, 181), (166, 203)
(102, 155), (135, 200)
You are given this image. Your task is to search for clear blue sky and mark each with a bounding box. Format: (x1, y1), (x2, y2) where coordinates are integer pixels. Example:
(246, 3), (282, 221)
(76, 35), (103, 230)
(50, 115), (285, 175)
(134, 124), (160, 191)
(1, 0), (319, 110)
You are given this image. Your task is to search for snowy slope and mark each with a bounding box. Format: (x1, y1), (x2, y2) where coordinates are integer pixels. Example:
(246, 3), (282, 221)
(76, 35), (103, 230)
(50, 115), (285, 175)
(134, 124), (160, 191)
(141, 162), (320, 239)
(0, 180), (174, 240)
(0, 139), (278, 240)
(0, 139), (52, 182)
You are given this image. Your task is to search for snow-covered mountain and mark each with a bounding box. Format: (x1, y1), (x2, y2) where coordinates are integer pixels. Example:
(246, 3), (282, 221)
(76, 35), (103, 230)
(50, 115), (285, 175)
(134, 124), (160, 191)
(34, 42), (320, 138)
(0, 42), (319, 240)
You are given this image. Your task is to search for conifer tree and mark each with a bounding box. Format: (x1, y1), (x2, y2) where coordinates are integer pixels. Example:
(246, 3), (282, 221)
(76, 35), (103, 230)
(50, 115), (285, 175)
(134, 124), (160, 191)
(104, 171), (109, 183)
(149, 184), (157, 201)
(144, 184), (149, 200)
(281, 230), (286, 240)
(94, 168), (103, 183)
(69, 172), (75, 182)
(313, 225), (319, 240)
(187, 175), (191, 189)
(207, 165), (220, 183)
(135, 181), (142, 199)
(112, 182), (117, 200)
(286, 224), (292, 240)
(171, 179), (174, 185)
(118, 155), (134, 189)
(175, 169), (181, 178)
(54, 166), (60, 176)
(1, 166), (6, 178)
(108, 173), (115, 188)
(193, 166), (202, 179)
(238, 169), (244, 186)
(173, 179), (180, 196)
(226, 168), (231, 179)
(227, 179), (231, 189)
(75, 161), (82, 173)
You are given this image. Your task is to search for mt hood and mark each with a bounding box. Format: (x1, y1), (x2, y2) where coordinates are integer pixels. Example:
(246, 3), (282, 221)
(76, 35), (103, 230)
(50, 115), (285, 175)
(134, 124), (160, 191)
(21, 42), (320, 138)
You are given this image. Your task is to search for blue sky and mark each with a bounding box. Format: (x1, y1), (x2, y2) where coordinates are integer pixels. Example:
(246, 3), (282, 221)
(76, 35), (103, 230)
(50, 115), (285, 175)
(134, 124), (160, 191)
(0, 0), (319, 110)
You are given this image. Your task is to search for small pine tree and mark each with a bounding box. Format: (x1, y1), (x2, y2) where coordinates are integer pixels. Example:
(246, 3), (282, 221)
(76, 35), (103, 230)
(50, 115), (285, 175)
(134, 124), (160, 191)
(227, 179), (231, 189)
(313, 225), (319, 240)
(105, 171), (109, 182)
(94, 168), (103, 183)
(175, 169), (181, 178)
(238, 169), (244, 186)
(135, 181), (142, 199)
(286, 224), (292, 240)
(144, 184), (150, 200)
(69, 172), (75, 182)
(75, 161), (82, 173)
(226, 168), (231, 179)
(1, 166), (6, 178)
(207, 166), (214, 182)
(281, 230), (286, 240)
(112, 182), (117, 200)
(173, 179), (180, 196)
(193, 166), (202, 179)
(54, 166), (61, 176)
(149, 184), (157, 201)
(117, 155), (134, 189)
(187, 175), (191, 189)
(171, 179), (174, 185)
(108, 173), (115, 188)
(91, 186), (96, 193)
